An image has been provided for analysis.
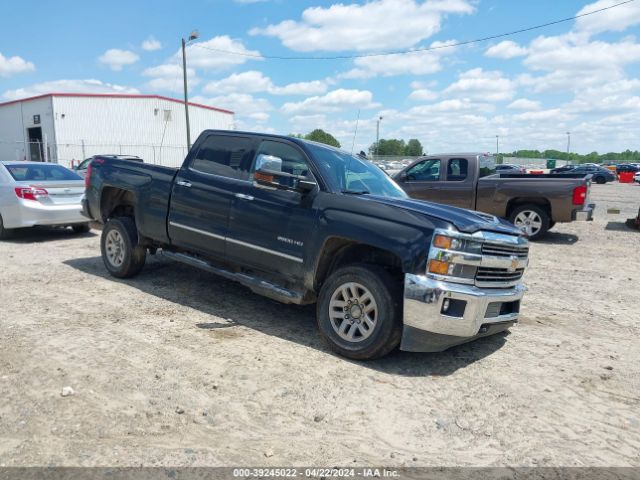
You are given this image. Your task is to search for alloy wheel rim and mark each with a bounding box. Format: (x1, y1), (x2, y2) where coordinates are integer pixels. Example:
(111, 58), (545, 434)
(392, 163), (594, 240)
(329, 282), (378, 343)
(514, 210), (542, 237)
(105, 230), (125, 267)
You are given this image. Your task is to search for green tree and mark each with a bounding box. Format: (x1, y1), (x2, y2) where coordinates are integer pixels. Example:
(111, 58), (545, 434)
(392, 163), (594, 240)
(304, 129), (341, 148)
(404, 139), (423, 156)
(369, 138), (406, 156)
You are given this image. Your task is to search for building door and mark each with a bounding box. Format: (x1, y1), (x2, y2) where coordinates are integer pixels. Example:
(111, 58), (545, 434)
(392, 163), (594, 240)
(27, 127), (43, 162)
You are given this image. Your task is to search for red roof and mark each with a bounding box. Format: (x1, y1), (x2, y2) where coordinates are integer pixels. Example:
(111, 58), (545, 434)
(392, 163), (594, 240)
(0, 93), (234, 115)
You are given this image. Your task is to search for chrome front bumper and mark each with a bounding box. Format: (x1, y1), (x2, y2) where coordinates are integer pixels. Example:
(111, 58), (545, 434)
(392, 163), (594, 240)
(400, 274), (526, 352)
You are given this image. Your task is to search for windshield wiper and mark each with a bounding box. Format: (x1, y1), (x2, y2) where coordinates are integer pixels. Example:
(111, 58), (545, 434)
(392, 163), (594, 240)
(341, 189), (370, 195)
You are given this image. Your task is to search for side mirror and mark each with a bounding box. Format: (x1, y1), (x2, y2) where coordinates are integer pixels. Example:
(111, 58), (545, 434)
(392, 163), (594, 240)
(397, 172), (407, 182)
(255, 153), (282, 173)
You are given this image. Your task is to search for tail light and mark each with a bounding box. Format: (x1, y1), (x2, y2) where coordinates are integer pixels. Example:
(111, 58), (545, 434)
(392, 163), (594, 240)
(15, 187), (48, 201)
(572, 185), (587, 206)
(85, 162), (93, 188)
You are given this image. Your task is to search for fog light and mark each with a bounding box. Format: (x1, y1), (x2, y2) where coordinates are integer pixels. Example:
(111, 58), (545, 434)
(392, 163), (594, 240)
(442, 299), (450, 312)
(428, 259), (450, 275)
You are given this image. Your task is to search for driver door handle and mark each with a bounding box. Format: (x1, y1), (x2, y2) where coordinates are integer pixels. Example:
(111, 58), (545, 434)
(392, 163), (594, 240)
(235, 193), (254, 201)
(176, 180), (192, 188)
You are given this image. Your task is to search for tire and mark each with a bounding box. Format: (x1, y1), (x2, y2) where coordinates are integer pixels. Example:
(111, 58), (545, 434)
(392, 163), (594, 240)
(0, 213), (14, 240)
(316, 264), (402, 360)
(508, 204), (550, 241)
(595, 176), (606, 185)
(100, 217), (146, 278)
(549, 221), (556, 230)
(72, 223), (91, 234)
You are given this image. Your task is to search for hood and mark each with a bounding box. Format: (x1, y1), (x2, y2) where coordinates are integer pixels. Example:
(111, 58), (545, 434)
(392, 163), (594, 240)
(365, 195), (524, 236)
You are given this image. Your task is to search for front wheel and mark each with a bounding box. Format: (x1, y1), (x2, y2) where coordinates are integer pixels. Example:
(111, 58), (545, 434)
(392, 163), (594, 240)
(595, 176), (606, 185)
(100, 217), (146, 278)
(508, 204), (550, 241)
(316, 264), (402, 360)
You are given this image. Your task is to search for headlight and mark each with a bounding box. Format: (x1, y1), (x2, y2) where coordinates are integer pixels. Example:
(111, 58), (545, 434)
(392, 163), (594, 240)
(427, 231), (483, 284)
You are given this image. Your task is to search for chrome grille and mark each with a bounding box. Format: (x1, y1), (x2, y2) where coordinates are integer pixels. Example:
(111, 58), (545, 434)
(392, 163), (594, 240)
(482, 243), (529, 259)
(476, 267), (525, 287)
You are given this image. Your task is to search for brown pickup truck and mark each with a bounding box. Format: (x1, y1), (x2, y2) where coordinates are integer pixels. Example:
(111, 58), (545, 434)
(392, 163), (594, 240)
(392, 153), (595, 240)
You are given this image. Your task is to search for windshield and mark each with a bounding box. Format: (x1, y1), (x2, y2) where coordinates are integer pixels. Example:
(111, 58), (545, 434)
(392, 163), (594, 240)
(305, 143), (407, 198)
(4, 163), (82, 181)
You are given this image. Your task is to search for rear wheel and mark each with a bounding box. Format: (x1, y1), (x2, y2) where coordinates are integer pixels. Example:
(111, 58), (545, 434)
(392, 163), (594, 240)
(595, 175), (606, 184)
(508, 204), (550, 241)
(316, 264), (402, 360)
(0, 214), (14, 240)
(72, 223), (91, 234)
(100, 217), (146, 278)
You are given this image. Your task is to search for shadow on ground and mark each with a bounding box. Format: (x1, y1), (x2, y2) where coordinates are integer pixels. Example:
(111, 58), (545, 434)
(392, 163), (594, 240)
(3, 226), (96, 243)
(537, 231), (579, 245)
(64, 254), (508, 377)
(606, 221), (640, 232)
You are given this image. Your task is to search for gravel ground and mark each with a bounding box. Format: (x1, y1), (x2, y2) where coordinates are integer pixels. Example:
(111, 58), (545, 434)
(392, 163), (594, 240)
(0, 182), (639, 467)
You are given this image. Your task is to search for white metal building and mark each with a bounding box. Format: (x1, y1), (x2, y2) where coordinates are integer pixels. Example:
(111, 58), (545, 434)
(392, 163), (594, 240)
(0, 93), (235, 168)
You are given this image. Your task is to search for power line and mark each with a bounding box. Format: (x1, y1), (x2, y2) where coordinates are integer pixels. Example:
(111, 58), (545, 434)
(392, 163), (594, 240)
(190, 0), (635, 60)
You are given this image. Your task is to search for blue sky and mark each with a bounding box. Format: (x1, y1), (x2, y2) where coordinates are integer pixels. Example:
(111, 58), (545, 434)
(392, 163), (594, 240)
(1, 0), (639, 154)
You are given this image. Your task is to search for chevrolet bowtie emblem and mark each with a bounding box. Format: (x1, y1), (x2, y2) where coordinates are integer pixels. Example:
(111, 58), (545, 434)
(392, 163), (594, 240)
(508, 256), (518, 272)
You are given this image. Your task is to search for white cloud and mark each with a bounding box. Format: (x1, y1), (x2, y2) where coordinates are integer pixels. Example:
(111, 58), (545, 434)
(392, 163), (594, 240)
(141, 36), (162, 51)
(98, 49), (139, 71)
(271, 80), (327, 96)
(280, 89), (379, 115)
(524, 34), (640, 73)
(409, 88), (438, 101)
(202, 70), (327, 96)
(340, 40), (456, 79)
(511, 108), (573, 122)
(250, 0), (473, 52)
(575, 0), (640, 35)
(507, 98), (541, 110)
(485, 40), (528, 59)
(176, 36), (261, 71)
(0, 52), (35, 77)
(3, 79), (139, 100)
(142, 64), (199, 93)
(444, 68), (516, 102)
(191, 93), (273, 116)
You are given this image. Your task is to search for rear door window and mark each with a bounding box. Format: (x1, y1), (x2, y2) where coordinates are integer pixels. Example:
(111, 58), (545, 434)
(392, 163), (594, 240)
(479, 155), (497, 177)
(406, 159), (441, 181)
(190, 135), (255, 180)
(446, 158), (469, 181)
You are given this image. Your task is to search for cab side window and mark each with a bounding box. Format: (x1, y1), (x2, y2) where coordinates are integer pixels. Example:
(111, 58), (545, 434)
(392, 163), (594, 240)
(446, 158), (468, 181)
(251, 140), (311, 189)
(406, 159), (441, 181)
(190, 135), (254, 180)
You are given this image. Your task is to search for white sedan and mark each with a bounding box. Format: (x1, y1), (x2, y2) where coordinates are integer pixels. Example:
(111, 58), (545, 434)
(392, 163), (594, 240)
(634, 171), (640, 184)
(0, 161), (90, 239)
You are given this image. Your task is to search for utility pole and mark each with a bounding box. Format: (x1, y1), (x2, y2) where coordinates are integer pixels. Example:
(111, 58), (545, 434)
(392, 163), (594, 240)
(375, 116), (383, 157)
(566, 132), (571, 154)
(496, 135), (499, 156)
(182, 30), (199, 150)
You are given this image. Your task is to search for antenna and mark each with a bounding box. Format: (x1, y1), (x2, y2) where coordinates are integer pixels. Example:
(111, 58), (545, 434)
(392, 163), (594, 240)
(351, 109), (360, 154)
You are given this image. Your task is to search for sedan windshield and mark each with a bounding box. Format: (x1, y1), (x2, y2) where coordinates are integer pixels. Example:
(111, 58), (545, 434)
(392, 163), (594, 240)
(304, 143), (407, 199)
(4, 163), (82, 182)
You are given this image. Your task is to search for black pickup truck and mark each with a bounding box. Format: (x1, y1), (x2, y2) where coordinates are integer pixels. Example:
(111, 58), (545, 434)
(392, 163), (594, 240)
(83, 130), (529, 360)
